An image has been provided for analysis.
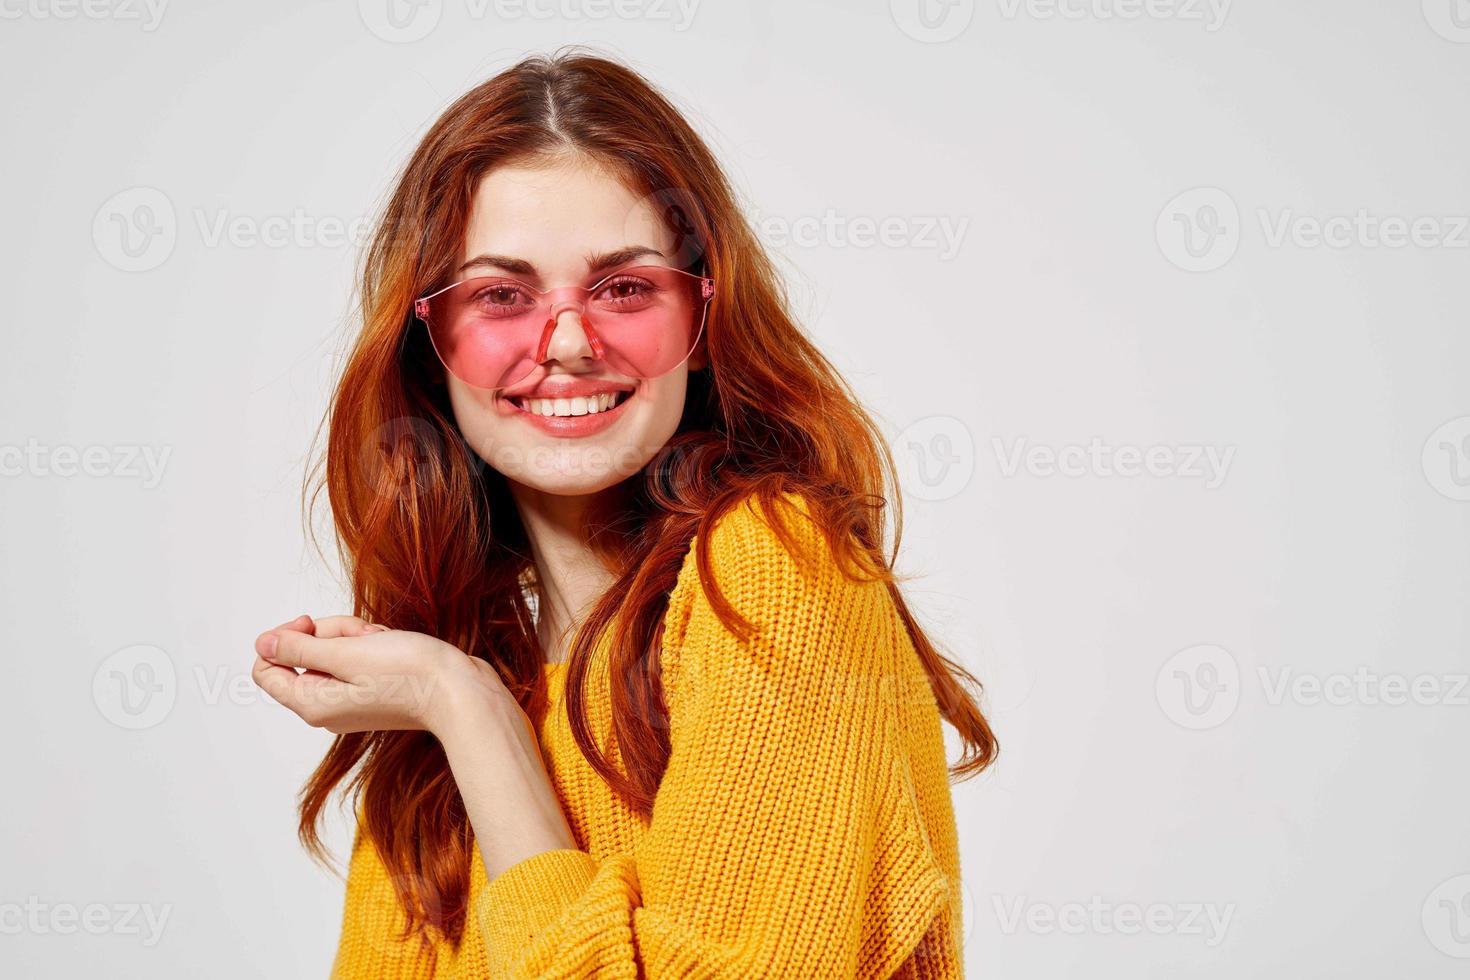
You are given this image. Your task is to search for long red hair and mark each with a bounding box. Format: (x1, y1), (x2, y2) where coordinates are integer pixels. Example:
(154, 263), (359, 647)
(300, 45), (996, 947)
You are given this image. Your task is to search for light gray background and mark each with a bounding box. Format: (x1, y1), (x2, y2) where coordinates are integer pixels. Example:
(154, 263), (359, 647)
(3, 1), (1469, 977)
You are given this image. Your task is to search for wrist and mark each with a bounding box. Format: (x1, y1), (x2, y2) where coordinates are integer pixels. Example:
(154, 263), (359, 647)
(426, 653), (521, 746)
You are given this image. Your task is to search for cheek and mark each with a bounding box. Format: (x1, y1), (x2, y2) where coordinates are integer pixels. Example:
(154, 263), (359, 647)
(446, 379), (494, 426)
(445, 379), (503, 452)
(629, 370), (689, 439)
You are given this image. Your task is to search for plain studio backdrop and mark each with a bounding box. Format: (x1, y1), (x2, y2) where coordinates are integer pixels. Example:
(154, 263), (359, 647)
(3, 1), (1468, 977)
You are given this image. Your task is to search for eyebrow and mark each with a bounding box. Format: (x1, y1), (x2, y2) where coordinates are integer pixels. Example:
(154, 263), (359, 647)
(458, 245), (666, 282)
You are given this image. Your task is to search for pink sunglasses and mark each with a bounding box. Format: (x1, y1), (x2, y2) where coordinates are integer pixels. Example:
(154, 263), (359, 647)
(413, 264), (715, 392)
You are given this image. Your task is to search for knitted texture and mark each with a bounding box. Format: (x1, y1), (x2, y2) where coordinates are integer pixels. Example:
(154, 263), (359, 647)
(329, 491), (965, 979)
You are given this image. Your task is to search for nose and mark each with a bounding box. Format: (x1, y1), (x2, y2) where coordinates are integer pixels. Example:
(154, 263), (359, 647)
(542, 307), (600, 363)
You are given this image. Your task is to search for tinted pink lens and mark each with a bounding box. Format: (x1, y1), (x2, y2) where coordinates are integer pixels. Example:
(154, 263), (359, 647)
(417, 267), (710, 391)
(420, 277), (545, 391)
(582, 267), (705, 379)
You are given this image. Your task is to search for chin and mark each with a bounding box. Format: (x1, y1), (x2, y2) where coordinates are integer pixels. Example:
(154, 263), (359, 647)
(469, 418), (666, 496)
(511, 469), (635, 497)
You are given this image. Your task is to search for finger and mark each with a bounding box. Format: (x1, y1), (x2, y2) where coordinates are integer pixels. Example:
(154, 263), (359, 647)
(255, 617), (314, 657)
(269, 614), (317, 634)
(259, 630), (349, 677)
(252, 656), (347, 726)
(255, 654), (334, 683)
(310, 615), (378, 639)
(252, 655), (305, 703)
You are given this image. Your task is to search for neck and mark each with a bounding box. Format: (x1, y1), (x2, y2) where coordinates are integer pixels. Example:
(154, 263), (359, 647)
(509, 481), (622, 665)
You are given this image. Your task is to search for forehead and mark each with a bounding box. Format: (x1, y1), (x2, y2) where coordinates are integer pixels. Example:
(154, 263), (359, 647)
(461, 158), (673, 268)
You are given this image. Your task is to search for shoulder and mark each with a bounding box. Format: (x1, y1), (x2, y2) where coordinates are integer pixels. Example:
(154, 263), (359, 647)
(710, 487), (890, 584)
(704, 489), (829, 584)
(687, 488), (886, 612)
(661, 488), (898, 679)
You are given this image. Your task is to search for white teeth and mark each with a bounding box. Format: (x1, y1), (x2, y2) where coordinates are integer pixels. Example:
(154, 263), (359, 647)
(515, 391), (626, 417)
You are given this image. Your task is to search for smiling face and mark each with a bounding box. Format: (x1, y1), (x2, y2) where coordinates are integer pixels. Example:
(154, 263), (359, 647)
(441, 155), (707, 497)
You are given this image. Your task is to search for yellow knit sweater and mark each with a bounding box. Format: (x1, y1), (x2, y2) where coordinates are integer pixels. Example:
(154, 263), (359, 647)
(329, 491), (965, 978)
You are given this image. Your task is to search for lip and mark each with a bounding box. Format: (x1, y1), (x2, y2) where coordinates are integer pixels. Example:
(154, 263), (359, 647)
(501, 378), (638, 400)
(498, 385), (636, 438)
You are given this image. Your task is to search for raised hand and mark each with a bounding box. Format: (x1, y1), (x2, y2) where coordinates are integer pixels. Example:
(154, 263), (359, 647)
(251, 615), (514, 736)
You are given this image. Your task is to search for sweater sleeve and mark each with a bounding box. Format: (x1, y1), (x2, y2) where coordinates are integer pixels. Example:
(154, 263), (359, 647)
(473, 491), (954, 978)
(329, 820), (437, 980)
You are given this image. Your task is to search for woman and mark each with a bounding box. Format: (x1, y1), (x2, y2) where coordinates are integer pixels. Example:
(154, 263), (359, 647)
(252, 47), (996, 978)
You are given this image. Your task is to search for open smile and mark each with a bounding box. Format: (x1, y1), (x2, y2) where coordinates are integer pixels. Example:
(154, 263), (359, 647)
(498, 383), (638, 437)
(510, 389), (633, 417)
